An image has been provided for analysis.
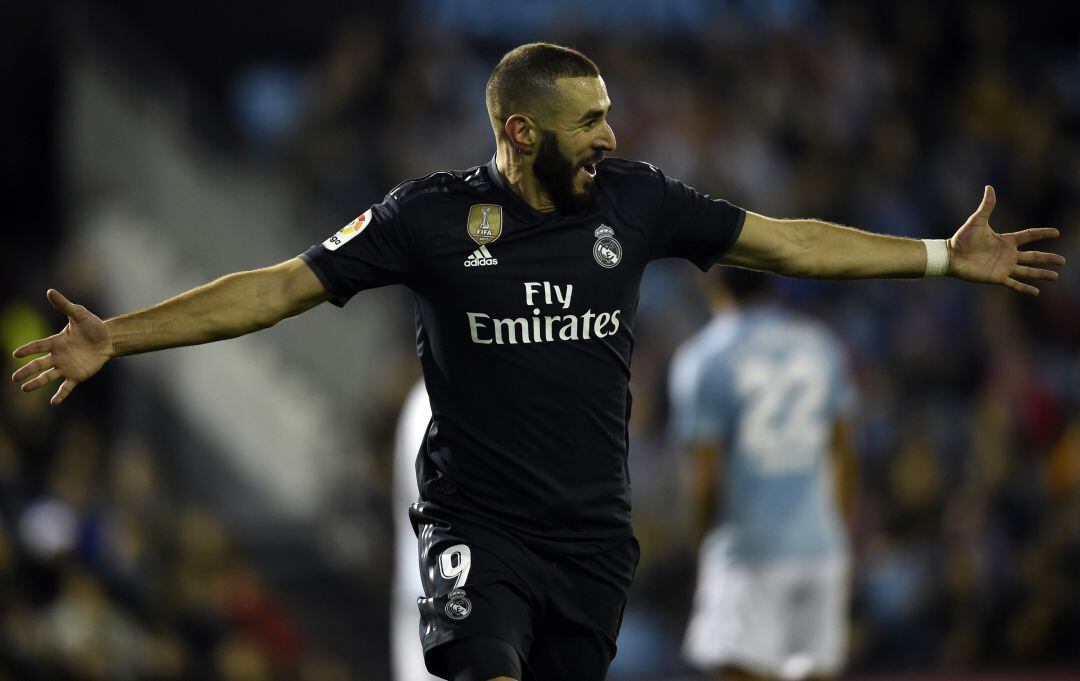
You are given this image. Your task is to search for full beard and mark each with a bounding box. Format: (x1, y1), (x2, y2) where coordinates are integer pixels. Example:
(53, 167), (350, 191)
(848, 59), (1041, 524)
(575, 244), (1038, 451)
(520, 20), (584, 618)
(533, 131), (595, 213)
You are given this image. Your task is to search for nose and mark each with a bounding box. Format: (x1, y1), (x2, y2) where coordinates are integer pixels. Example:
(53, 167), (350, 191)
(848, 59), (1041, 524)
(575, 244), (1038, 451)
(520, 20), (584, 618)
(597, 120), (617, 153)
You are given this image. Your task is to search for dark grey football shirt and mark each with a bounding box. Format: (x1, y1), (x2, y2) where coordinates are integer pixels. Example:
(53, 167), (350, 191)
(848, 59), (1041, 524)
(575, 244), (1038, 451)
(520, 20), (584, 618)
(301, 157), (745, 550)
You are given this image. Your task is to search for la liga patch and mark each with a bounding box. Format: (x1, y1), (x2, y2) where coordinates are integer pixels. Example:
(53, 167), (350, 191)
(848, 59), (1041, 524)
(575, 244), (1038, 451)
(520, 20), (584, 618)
(323, 208), (373, 251)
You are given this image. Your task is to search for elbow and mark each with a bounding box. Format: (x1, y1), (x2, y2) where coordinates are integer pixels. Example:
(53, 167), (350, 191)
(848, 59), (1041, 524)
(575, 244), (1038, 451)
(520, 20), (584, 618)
(773, 235), (817, 278)
(251, 271), (298, 330)
(779, 258), (817, 279)
(775, 222), (840, 278)
(254, 304), (285, 331)
(243, 289), (287, 332)
(740, 218), (814, 278)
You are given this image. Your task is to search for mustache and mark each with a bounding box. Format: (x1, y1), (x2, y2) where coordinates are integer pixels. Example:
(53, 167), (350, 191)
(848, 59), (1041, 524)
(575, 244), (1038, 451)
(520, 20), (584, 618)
(581, 153), (606, 166)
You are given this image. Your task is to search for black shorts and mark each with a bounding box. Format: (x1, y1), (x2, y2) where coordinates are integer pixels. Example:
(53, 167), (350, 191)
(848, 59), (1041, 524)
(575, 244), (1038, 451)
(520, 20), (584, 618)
(410, 502), (640, 681)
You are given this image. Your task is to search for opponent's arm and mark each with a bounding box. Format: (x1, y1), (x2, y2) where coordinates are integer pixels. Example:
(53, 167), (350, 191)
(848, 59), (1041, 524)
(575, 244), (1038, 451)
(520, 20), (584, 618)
(722, 186), (1064, 295)
(689, 441), (722, 549)
(12, 257), (329, 405)
(830, 419), (858, 534)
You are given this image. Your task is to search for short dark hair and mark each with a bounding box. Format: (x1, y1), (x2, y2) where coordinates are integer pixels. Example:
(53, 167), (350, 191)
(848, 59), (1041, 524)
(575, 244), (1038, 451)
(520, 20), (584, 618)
(486, 43), (600, 135)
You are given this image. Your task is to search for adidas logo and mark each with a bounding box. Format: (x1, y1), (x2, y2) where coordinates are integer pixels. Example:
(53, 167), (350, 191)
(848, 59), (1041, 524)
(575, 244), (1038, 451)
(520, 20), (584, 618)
(464, 245), (498, 268)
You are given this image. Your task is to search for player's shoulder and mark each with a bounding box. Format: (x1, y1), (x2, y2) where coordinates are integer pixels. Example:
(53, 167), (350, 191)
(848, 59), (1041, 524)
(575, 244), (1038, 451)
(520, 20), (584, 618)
(386, 164), (490, 207)
(597, 157), (663, 178)
(595, 158), (670, 219)
(596, 157), (665, 189)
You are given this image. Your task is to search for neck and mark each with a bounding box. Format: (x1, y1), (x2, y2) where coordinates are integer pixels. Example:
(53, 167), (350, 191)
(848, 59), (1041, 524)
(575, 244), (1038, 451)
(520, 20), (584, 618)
(495, 141), (556, 213)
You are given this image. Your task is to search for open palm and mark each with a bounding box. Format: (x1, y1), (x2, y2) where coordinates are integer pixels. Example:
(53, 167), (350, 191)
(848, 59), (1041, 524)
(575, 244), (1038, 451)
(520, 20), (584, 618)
(11, 289), (113, 405)
(949, 186), (1065, 295)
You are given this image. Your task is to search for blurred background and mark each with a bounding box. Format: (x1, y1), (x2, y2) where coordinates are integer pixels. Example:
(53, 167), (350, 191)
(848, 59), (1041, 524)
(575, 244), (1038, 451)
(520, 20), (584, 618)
(2, 1), (1078, 679)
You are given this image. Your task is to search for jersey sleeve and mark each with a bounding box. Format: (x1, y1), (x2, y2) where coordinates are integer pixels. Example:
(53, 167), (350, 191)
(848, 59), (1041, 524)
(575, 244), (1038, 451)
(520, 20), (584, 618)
(299, 193), (417, 307)
(668, 348), (732, 444)
(650, 170), (746, 270)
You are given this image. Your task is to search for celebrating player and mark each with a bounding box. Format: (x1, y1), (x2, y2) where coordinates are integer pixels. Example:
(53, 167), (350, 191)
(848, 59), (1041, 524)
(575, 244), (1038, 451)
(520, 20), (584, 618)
(671, 268), (857, 681)
(11, 43), (1064, 681)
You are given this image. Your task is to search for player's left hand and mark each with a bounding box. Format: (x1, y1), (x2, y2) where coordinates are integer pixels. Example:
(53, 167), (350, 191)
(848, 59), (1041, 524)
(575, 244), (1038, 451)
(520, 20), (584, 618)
(948, 185), (1065, 295)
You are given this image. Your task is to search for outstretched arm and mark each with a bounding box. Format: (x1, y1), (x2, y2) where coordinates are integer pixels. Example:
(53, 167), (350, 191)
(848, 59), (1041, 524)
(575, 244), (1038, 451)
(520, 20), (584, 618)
(723, 186), (1065, 295)
(11, 257), (329, 405)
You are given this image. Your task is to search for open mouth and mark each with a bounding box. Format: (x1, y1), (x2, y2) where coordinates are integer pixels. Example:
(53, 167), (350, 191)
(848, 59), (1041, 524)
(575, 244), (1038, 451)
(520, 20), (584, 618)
(580, 163), (598, 179)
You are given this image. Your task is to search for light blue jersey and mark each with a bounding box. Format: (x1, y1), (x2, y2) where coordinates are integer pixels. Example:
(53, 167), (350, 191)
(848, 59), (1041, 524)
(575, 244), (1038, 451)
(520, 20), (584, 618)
(669, 305), (854, 564)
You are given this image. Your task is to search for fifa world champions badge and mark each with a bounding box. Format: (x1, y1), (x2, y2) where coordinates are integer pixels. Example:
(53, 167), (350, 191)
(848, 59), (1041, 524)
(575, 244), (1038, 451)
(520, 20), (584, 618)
(467, 204), (503, 246)
(593, 225), (622, 268)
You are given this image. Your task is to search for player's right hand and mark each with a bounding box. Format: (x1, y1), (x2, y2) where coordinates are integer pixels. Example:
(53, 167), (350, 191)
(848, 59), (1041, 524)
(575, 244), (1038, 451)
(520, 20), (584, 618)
(11, 289), (113, 406)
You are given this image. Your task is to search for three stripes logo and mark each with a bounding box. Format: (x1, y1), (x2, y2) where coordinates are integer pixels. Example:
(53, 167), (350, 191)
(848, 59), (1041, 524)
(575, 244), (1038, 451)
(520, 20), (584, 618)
(464, 245), (498, 268)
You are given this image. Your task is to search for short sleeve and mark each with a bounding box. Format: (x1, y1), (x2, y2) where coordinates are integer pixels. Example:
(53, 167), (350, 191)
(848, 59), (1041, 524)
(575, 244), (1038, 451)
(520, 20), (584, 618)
(299, 193), (416, 307)
(651, 171), (746, 271)
(668, 348), (732, 444)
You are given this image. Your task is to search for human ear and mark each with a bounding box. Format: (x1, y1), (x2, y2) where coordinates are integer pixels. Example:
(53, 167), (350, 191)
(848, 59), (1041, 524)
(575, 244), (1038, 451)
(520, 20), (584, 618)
(504, 114), (538, 154)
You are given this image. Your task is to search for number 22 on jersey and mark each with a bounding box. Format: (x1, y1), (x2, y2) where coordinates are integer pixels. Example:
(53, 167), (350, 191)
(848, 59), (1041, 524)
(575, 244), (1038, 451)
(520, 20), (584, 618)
(734, 351), (829, 475)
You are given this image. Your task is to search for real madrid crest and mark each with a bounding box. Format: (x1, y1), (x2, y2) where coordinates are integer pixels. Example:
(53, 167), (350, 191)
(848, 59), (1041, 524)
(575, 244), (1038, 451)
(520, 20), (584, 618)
(445, 588), (472, 620)
(593, 225), (622, 268)
(467, 204), (503, 245)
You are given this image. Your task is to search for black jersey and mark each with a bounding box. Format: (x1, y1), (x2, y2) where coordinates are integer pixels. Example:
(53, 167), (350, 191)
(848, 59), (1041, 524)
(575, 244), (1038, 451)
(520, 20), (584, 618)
(301, 157), (744, 551)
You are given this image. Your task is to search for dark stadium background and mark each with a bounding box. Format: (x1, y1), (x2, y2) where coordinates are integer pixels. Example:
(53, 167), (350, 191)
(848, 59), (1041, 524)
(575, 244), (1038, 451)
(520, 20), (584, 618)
(2, 2), (1078, 680)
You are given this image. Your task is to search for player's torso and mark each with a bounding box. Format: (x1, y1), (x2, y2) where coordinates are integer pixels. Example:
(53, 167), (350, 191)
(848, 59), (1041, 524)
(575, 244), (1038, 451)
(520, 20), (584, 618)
(404, 163), (660, 401)
(412, 189), (648, 345)
(402, 164), (656, 537)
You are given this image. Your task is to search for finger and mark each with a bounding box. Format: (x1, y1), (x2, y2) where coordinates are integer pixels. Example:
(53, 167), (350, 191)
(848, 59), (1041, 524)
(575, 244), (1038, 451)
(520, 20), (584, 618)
(12, 336), (55, 359)
(1011, 228), (1061, 246)
(11, 354), (54, 383)
(20, 367), (62, 393)
(1004, 277), (1039, 296)
(1012, 266), (1058, 281)
(51, 378), (78, 406)
(46, 289), (88, 320)
(976, 185), (996, 219)
(1017, 250), (1066, 266)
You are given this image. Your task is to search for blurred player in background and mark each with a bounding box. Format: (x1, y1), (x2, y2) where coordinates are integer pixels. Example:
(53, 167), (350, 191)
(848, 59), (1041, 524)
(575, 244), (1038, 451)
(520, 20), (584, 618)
(11, 42), (1064, 681)
(670, 268), (856, 681)
(393, 380), (440, 681)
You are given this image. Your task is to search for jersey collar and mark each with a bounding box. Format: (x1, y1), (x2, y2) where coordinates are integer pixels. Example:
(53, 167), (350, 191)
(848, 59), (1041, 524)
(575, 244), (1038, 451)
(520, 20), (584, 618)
(485, 156), (548, 223)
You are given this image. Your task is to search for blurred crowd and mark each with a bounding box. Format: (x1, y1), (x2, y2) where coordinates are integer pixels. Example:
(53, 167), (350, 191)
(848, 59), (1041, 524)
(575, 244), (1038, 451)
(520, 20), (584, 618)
(3, 0), (1079, 679)
(0, 307), (350, 681)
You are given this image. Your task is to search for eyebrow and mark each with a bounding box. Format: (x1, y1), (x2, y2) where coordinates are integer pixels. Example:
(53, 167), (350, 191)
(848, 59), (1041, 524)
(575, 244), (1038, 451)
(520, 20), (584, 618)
(577, 104), (611, 124)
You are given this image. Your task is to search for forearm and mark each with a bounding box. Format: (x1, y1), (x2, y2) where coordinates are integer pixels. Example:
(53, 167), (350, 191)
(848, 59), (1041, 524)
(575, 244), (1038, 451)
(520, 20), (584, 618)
(727, 213), (932, 280)
(106, 266), (299, 357)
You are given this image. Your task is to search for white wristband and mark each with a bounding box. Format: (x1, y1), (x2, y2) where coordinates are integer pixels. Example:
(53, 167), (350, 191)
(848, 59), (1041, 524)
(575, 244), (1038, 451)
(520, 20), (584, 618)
(922, 239), (951, 278)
